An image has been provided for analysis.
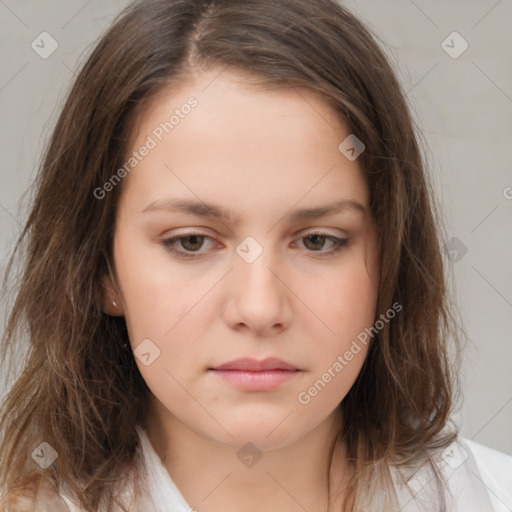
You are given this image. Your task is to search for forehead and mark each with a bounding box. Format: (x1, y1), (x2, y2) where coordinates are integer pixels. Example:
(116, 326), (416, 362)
(119, 68), (370, 217)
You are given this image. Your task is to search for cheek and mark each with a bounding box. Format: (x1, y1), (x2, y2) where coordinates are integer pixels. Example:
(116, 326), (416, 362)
(112, 231), (198, 340)
(112, 234), (221, 393)
(295, 271), (376, 412)
(298, 254), (379, 344)
(289, 269), (377, 412)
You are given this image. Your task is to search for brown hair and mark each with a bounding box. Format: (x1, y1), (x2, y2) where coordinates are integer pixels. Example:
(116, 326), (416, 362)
(0, 0), (464, 510)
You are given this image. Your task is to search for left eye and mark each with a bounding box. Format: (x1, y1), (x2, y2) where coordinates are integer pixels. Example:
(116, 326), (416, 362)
(295, 233), (348, 253)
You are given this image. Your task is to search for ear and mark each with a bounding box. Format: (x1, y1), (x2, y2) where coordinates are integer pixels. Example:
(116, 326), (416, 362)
(101, 274), (125, 316)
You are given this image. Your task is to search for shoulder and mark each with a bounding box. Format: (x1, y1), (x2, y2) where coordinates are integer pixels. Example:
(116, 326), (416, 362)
(427, 437), (512, 512)
(390, 436), (512, 511)
(460, 437), (512, 511)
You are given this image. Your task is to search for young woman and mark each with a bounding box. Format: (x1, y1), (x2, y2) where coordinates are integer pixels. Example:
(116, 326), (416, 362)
(1, 0), (510, 511)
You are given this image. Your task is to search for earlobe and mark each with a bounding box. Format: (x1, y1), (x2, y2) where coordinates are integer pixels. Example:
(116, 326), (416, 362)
(101, 275), (125, 316)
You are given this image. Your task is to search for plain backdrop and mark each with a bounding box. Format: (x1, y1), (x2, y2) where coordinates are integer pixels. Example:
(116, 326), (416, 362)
(0, 0), (511, 454)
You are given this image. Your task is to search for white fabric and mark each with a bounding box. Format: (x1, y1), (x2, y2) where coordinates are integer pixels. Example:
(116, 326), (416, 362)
(134, 426), (512, 512)
(389, 437), (512, 511)
(56, 426), (512, 511)
(135, 425), (192, 512)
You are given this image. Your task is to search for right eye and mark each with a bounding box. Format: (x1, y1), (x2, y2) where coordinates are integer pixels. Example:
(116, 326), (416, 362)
(160, 233), (219, 259)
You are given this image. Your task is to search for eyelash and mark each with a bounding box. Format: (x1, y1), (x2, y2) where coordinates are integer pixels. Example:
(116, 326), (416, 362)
(160, 232), (349, 259)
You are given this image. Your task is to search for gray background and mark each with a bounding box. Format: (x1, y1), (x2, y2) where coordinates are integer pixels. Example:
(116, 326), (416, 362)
(0, 1), (511, 454)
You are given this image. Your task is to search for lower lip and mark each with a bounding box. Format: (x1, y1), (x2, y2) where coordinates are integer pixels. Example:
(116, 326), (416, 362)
(210, 369), (299, 391)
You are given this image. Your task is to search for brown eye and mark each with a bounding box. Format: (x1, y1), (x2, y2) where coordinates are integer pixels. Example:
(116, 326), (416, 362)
(160, 233), (216, 259)
(179, 235), (206, 251)
(303, 234), (329, 251)
(295, 233), (349, 257)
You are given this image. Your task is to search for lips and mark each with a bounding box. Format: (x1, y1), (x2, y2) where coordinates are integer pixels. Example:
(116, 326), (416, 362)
(212, 357), (299, 372)
(209, 358), (301, 391)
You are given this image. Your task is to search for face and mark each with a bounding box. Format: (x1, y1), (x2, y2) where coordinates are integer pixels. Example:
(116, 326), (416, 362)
(105, 68), (380, 451)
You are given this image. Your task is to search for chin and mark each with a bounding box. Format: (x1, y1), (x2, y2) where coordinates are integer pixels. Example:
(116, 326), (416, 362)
(216, 428), (305, 453)
(205, 409), (314, 451)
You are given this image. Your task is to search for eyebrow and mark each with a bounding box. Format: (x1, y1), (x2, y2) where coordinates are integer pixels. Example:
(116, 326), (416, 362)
(142, 197), (367, 223)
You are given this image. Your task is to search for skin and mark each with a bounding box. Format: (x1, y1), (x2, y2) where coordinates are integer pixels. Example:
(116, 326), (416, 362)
(103, 67), (380, 512)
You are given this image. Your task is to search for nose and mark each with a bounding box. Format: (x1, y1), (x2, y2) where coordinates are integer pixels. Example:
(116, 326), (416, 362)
(222, 240), (293, 337)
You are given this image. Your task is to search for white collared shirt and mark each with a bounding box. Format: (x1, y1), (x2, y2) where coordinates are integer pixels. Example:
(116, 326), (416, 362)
(55, 426), (512, 512)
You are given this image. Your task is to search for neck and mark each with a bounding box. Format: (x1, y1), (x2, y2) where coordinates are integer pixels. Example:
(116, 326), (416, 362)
(146, 403), (352, 512)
